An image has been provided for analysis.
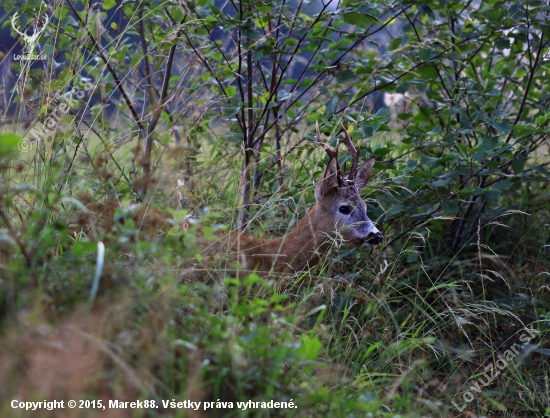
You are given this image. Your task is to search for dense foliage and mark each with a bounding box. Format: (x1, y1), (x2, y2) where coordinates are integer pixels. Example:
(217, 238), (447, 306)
(0, 0), (549, 416)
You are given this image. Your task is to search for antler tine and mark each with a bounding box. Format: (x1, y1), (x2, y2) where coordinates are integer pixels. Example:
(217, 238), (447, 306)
(339, 122), (359, 182)
(316, 121), (343, 185)
(11, 12), (24, 37)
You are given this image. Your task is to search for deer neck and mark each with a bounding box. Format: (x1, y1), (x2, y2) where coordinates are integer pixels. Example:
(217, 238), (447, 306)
(263, 203), (331, 273)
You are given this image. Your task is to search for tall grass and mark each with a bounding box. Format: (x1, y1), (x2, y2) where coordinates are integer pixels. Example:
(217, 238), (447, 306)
(0, 126), (549, 417)
(1, 0), (549, 414)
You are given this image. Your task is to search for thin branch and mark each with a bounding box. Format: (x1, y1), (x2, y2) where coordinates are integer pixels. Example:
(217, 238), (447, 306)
(504, 34), (546, 144)
(65, 0), (146, 132)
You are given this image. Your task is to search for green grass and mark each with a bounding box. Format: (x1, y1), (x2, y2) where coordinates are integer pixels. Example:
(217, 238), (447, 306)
(2, 0), (550, 414)
(0, 128), (549, 418)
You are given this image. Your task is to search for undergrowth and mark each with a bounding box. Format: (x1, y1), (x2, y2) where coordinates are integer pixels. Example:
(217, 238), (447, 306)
(1, 0), (550, 416)
(0, 135), (549, 418)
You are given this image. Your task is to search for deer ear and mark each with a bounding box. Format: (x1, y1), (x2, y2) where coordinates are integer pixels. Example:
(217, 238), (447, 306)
(315, 157), (339, 200)
(354, 156), (375, 191)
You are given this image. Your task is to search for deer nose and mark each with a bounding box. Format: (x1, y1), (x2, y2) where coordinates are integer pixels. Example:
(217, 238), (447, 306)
(365, 231), (383, 245)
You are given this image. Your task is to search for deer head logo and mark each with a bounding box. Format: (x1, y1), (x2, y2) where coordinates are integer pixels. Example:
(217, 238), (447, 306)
(11, 12), (49, 59)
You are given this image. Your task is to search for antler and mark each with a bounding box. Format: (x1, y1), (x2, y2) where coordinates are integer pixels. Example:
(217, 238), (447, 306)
(11, 12), (49, 42)
(40, 14), (50, 28)
(315, 121), (343, 186)
(339, 122), (360, 182)
(11, 12), (24, 38)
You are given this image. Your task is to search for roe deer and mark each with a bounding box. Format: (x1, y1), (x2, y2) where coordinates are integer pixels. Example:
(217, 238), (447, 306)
(71, 123), (382, 276)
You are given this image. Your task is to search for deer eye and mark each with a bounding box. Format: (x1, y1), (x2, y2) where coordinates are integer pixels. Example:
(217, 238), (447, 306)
(339, 205), (351, 215)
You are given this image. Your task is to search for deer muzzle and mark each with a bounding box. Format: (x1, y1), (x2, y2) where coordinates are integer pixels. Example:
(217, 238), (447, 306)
(364, 226), (383, 245)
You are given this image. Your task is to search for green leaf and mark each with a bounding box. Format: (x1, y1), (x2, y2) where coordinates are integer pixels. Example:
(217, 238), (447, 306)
(482, 189), (502, 203)
(277, 90), (293, 101)
(407, 175), (423, 189)
(418, 4), (433, 16)
(343, 12), (376, 28)
(253, 45), (271, 60)
(297, 335), (322, 360)
(360, 125), (373, 138)
(337, 70), (355, 83)
(492, 121), (513, 134)
(373, 147), (390, 156)
(536, 113), (550, 126)
(0, 133), (21, 155)
(406, 159), (418, 170)
(533, 165), (550, 179)
(495, 37), (511, 50)
(243, 273), (261, 285)
(493, 180), (512, 190)
(417, 65), (438, 79)
(375, 108), (391, 119)
(431, 178), (451, 188)
(512, 154), (526, 173)
(473, 148), (486, 162)
(225, 85), (237, 97)
(319, 86), (331, 96)
(326, 97), (339, 116)
(441, 201), (458, 215)
(71, 241), (97, 257)
(482, 136), (499, 151)
(387, 205), (405, 217)
(224, 98), (242, 116)
(395, 82), (410, 94)
(512, 124), (535, 137)
(397, 112), (413, 121)
(285, 37), (298, 47)
(388, 37), (402, 51)
(418, 48), (433, 62)
(102, 0), (117, 10)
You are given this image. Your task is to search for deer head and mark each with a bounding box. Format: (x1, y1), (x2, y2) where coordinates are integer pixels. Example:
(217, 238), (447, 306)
(314, 122), (382, 246)
(11, 12), (49, 55)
